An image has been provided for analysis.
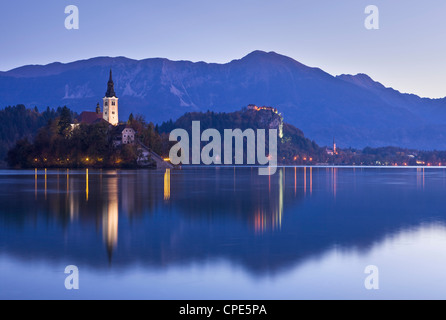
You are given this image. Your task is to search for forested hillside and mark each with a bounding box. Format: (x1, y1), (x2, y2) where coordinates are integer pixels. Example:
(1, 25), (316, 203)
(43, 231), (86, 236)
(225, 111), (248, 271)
(0, 105), (67, 165)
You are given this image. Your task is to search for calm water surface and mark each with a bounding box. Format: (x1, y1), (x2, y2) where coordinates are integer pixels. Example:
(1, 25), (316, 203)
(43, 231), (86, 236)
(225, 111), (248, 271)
(1, 167), (446, 299)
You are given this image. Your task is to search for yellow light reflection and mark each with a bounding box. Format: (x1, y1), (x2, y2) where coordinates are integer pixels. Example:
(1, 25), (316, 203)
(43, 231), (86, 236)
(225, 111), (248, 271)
(35, 169), (37, 200)
(86, 169), (89, 201)
(254, 168), (284, 234)
(103, 176), (119, 261)
(44, 168), (47, 200)
(254, 209), (266, 234)
(164, 169), (171, 201)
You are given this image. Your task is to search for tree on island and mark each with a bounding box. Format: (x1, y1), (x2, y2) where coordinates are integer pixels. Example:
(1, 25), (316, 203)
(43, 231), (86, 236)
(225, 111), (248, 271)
(0, 105), (68, 165)
(6, 107), (171, 169)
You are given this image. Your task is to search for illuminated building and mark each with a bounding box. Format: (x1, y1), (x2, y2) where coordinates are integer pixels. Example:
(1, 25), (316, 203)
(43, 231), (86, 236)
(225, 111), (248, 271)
(73, 70), (120, 127)
(246, 104), (284, 138)
(247, 104), (279, 114)
(103, 69), (119, 126)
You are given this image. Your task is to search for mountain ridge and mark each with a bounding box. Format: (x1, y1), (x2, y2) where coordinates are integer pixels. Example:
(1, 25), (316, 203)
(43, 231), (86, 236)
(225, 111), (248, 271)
(1, 51), (446, 149)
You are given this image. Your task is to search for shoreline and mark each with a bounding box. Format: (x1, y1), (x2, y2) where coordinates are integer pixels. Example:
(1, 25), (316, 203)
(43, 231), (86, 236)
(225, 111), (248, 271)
(2, 164), (445, 171)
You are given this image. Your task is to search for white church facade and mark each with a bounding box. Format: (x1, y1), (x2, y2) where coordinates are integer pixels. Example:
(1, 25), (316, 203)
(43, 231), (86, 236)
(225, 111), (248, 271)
(75, 69), (135, 146)
(102, 70), (119, 126)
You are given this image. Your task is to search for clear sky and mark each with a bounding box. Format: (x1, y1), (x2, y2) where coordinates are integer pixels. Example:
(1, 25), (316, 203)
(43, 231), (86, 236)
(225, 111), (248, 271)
(1, 0), (446, 98)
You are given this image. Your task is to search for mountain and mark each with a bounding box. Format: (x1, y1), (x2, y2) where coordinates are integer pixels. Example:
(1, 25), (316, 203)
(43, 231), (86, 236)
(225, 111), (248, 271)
(2, 51), (446, 149)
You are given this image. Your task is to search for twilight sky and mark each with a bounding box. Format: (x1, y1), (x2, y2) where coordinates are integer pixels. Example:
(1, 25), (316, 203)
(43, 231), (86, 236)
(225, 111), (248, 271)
(1, 0), (446, 98)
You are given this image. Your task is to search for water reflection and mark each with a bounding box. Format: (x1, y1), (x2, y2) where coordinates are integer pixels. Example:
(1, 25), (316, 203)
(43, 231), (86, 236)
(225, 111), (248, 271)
(34, 169), (37, 200)
(310, 167), (313, 195)
(417, 167), (425, 190)
(102, 173), (118, 262)
(44, 168), (47, 200)
(86, 169), (89, 201)
(255, 168), (284, 233)
(301, 167), (314, 197)
(333, 167), (337, 199)
(2, 167), (446, 281)
(164, 169), (171, 201)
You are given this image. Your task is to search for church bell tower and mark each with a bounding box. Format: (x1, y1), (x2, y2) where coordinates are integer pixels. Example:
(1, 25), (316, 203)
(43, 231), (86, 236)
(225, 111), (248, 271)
(103, 69), (119, 126)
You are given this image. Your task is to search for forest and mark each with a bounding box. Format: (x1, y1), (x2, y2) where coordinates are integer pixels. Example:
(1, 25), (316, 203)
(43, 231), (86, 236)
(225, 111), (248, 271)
(0, 105), (66, 166)
(6, 106), (169, 168)
(5, 105), (446, 168)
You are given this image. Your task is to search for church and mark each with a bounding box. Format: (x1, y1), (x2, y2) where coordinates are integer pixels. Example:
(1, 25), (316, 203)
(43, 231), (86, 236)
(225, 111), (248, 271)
(73, 70), (173, 169)
(76, 70), (136, 146)
(103, 69), (119, 126)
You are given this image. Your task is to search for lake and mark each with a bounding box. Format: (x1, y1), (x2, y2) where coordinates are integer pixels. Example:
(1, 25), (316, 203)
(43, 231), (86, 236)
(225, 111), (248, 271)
(1, 167), (446, 300)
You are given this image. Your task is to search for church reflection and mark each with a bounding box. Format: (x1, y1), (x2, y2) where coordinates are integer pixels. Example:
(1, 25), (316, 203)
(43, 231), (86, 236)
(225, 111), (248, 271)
(102, 173), (118, 262)
(65, 168), (302, 237)
(13, 167), (446, 276)
(28, 167), (312, 265)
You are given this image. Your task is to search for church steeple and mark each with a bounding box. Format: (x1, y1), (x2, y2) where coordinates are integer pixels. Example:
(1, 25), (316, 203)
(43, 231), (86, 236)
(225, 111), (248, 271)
(105, 69), (117, 98)
(103, 69), (119, 126)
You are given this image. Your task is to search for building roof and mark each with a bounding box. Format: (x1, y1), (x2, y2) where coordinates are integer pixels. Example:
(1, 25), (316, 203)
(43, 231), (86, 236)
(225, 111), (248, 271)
(105, 69), (117, 98)
(113, 124), (136, 134)
(77, 111), (103, 124)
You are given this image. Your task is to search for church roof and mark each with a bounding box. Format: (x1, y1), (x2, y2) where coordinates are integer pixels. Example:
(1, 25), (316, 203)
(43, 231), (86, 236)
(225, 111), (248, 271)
(77, 111), (103, 124)
(105, 69), (117, 98)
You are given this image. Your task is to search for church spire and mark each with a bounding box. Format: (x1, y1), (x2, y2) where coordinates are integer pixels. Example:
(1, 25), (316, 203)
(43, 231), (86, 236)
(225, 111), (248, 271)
(105, 69), (117, 98)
